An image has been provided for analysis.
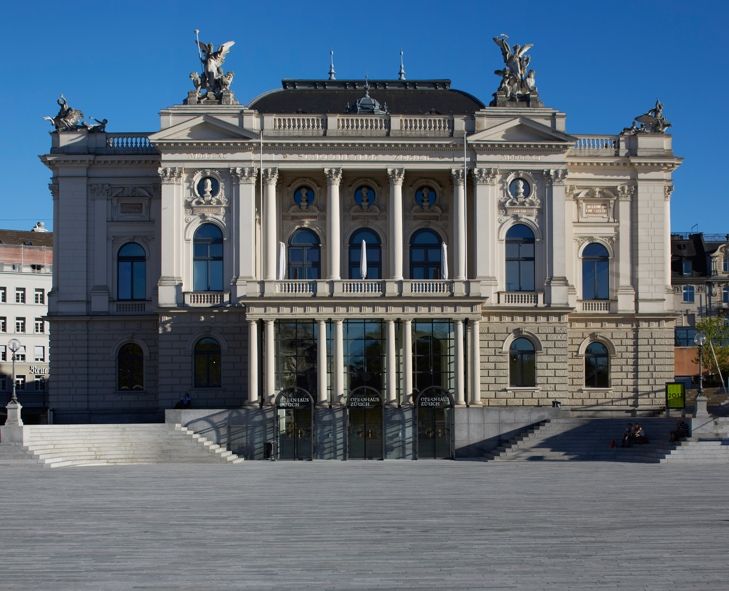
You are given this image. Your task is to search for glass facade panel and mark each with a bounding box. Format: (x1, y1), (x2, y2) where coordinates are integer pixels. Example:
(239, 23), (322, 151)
(413, 320), (454, 393)
(276, 320), (319, 395)
(344, 320), (386, 393)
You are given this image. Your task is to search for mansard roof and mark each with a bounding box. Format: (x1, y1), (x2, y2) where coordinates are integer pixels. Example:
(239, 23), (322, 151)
(249, 79), (485, 115)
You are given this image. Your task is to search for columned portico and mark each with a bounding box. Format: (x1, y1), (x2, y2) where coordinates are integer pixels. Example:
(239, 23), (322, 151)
(451, 168), (467, 280)
(387, 168), (404, 280)
(325, 168), (343, 280)
(263, 168), (279, 281)
(247, 319), (258, 406)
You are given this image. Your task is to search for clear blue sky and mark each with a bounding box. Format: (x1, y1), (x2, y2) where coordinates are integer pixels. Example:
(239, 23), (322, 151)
(2, 0), (727, 234)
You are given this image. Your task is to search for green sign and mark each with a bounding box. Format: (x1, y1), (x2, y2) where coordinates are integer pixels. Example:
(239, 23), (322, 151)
(665, 382), (686, 410)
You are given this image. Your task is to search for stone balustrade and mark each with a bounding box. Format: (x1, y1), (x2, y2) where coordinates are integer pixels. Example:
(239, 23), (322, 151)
(578, 300), (611, 312)
(497, 291), (542, 306)
(105, 133), (156, 152)
(183, 291), (228, 306)
(571, 135), (619, 156)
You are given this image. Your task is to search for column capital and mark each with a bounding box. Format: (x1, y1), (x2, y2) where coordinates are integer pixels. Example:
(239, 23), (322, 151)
(543, 168), (568, 186)
(158, 166), (184, 184)
(48, 180), (59, 200)
(473, 167), (499, 185)
(664, 184), (674, 201)
(324, 167), (343, 185)
(230, 167), (258, 184)
(450, 168), (466, 185)
(618, 184), (636, 201)
(262, 167), (279, 184)
(387, 168), (405, 185)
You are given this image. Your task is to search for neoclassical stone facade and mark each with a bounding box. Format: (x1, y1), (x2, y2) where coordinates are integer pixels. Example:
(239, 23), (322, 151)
(41, 60), (680, 458)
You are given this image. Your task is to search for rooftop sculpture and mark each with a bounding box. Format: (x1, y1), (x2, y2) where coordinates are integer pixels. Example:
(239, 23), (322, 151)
(490, 34), (542, 107)
(186, 30), (237, 105)
(43, 95), (84, 131)
(624, 100), (671, 134)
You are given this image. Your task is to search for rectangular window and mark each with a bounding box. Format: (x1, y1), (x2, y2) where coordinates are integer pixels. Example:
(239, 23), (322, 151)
(15, 317), (25, 333)
(682, 259), (693, 276)
(682, 285), (695, 303)
(724, 257), (729, 273)
(0, 345), (5, 361)
(15, 346), (26, 362)
(34, 376), (45, 391)
(34, 318), (44, 333)
(34, 289), (45, 304)
(0, 317), (5, 332)
(34, 345), (45, 362)
(0, 287), (6, 302)
(15, 375), (25, 391)
(15, 288), (25, 303)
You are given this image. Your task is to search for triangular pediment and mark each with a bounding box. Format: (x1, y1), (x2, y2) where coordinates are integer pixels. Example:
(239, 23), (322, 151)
(468, 117), (575, 144)
(149, 115), (257, 143)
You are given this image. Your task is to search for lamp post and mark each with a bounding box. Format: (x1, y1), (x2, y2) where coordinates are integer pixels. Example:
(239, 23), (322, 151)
(694, 331), (708, 417)
(4, 338), (23, 426)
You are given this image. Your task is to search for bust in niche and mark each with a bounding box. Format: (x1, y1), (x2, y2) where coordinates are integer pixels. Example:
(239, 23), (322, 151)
(196, 176), (220, 202)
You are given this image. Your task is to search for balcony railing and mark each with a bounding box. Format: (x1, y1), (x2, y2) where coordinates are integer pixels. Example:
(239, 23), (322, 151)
(105, 133), (156, 153)
(340, 280), (385, 296)
(497, 291), (541, 306)
(273, 281), (317, 296)
(114, 301), (149, 314)
(578, 300), (611, 313)
(571, 135), (619, 156)
(183, 291), (228, 306)
(404, 280), (453, 296)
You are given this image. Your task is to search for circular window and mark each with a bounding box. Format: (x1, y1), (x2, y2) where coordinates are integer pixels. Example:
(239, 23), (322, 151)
(354, 185), (375, 207)
(196, 176), (220, 199)
(415, 186), (437, 209)
(508, 178), (531, 199)
(294, 186), (315, 208)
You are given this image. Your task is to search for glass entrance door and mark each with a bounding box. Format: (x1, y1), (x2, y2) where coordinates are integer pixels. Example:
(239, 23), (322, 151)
(415, 387), (454, 459)
(277, 406), (313, 460)
(347, 387), (384, 460)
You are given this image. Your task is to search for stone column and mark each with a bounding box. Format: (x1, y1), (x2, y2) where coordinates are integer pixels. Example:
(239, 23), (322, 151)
(454, 319), (465, 406)
(664, 185), (673, 292)
(318, 319), (328, 405)
(264, 319), (276, 403)
(247, 319), (259, 406)
(386, 319), (397, 405)
(617, 184), (636, 312)
(387, 169), (405, 280)
(334, 319), (344, 404)
(544, 169), (569, 306)
(158, 167), (184, 306)
(262, 168), (279, 281)
(469, 319), (482, 406)
(325, 168), (343, 280)
(402, 319), (413, 405)
(451, 168), (467, 280)
(231, 167), (258, 295)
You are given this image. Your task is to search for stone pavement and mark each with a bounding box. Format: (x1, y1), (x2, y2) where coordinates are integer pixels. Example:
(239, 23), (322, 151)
(0, 461), (728, 590)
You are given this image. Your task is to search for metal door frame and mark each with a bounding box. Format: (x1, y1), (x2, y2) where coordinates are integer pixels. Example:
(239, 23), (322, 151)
(274, 387), (315, 460)
(345, 386), (385, 460)
(414, 386), (455, 460)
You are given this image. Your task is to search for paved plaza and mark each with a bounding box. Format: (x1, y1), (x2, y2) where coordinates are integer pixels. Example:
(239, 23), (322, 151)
(1, 461), (728, 590)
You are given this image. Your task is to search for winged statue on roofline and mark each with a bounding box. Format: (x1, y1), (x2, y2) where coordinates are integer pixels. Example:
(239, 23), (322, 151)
(186, 30), (237, 104)
(490, 34), (542, 107)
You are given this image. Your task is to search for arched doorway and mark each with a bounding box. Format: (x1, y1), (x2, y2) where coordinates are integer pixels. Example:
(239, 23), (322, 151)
(346, 386), (384, 460)
(415, 386), (454, 459)
(275, 387), (314, 460)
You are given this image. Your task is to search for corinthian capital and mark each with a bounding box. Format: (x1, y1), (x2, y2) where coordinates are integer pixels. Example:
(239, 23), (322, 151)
(387, 168), (405, 185)
(262, 167), (279, 184)
(543, 168), (568, 186)
(158, 167), (184, 183)
(324, 167), (343, 185)
(473, 167), (499, 185)
(230, 167), (258, 184)
(451, 168), (467, 185)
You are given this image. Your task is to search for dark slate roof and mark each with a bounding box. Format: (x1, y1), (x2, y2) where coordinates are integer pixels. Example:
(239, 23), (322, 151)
(0, 229), (53, 248)
(249, 80), (486, 115)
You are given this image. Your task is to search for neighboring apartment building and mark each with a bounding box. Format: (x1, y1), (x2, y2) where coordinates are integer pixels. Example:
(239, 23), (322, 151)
(671, 232), (729, 379)
(0, 224), (52, 423)
(41, 38), (680, 458)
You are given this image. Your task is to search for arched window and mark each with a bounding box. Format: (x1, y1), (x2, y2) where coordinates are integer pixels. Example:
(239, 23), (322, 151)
(410, 229), (442, 279)
(349, 228), (381, 279)
(288, 228), (321, 280)
(585, 342), (609, 388)
(509, 337), (535, 387)
(117, 343), (144, 391)
(193, 224), (224, 291)
(505, 225), (535, 291)
(582, 243), (609, 300)
(194, 337), (221, 388)
(117, 242), (146, 301)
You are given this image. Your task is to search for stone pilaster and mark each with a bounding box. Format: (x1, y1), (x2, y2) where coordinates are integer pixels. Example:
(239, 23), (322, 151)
(231, 167), (258, 298)
(262, 168), (279, 281)
(544, 169), (569, 306)
(158, 167), (184, 306)
(451, 168), (467, 280)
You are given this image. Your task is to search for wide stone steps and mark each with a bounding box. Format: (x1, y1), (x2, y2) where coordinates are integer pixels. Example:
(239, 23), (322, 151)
(661, 440), (729, 463)
(488, 418), (680, 463)
(14, 423), (243, 467)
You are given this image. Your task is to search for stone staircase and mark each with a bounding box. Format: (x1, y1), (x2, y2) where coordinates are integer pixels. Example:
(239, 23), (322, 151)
(2, 423), (242, 468)
(487, 418), (679, 462)
(661, 439), (729, 463)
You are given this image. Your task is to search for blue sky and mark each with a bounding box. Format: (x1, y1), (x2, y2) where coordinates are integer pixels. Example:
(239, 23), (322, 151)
(2, 0), (727, 233)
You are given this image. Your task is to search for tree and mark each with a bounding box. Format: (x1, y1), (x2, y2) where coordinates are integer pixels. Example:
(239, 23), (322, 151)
(695, 317), (729, 384)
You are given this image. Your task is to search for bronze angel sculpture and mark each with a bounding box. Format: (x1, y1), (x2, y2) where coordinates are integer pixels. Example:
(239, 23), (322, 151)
(189, 31), (236, 102)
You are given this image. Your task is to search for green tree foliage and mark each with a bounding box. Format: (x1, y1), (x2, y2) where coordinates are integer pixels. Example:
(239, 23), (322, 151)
(695, 317), (729, 377)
